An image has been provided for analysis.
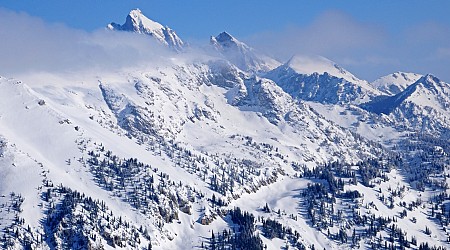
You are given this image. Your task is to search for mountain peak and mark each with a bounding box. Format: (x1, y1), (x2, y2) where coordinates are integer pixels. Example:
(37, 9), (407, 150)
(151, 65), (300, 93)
(363, 73), (450, 115)
(210, 31), (280, 73)
(215, 32), (236, 43)
(108, 8), (163, 33)
(412, 74), (449, 94)
(423, 73), (440, 83)
(129, 8), (143, 16)
(107, 9), (184, 50)
(210, 31), (246, 51)
(284, 55), (361, 83)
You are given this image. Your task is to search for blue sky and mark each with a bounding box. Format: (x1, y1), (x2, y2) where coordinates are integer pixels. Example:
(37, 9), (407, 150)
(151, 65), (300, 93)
(1, 1), (450, 81)
(1, 1), (449, 39)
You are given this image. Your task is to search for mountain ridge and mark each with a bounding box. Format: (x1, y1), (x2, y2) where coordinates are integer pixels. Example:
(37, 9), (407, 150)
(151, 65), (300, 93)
(265, 55), (381, 104)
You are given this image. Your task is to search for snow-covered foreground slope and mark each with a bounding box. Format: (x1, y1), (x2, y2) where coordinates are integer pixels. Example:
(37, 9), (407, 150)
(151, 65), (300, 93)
(1, 53), (449, 249)
(0, 56), (386, 249)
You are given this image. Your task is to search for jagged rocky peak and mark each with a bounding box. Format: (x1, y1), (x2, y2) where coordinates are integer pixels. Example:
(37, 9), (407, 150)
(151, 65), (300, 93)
(415, 74), (447, 89)
(107, 9), (162, 33)
(371, 71), (422, 95)
(214, 31), (234, 41)
(400, 74), (449, 100)
(210, 31), (280, 73)
(404, 74), (450, 105)
(107, 8), (184, 50)
(211, 31), (243, 50)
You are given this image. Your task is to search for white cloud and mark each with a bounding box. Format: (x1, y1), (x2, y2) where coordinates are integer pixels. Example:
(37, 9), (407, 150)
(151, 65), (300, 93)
(245, 11), (386, 60)
(0, 8), (175, 77)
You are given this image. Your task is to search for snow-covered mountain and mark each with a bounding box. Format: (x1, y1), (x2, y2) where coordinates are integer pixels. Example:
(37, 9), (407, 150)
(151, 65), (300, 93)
(371, 72), (422, 95)
(210, 32), (280, 73)
(2, 10), (450, 250)
(107, 9), (184, 50)
(362, 74), (450, 136)
(266, 55), (381, 104)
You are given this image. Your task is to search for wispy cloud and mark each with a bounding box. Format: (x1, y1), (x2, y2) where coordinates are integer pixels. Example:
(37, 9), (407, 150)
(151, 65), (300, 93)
(0, 8), (175, 77)
(245, 11), (385, 60)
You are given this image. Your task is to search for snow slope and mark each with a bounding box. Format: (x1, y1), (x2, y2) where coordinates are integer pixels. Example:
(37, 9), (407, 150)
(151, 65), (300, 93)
(0, 56), (385, 249)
